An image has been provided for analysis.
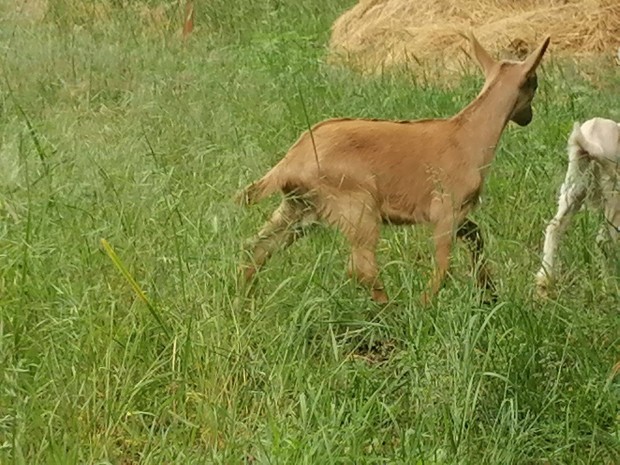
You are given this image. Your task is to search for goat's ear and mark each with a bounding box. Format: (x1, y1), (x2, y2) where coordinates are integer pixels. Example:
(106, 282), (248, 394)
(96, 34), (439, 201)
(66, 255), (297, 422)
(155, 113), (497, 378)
(469, 33), (495, 76)
(521, 36), (551, 76)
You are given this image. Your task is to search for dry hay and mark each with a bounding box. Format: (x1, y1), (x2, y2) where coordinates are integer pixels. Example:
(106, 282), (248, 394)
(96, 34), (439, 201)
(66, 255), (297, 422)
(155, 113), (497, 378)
(329, 0), (620, 74)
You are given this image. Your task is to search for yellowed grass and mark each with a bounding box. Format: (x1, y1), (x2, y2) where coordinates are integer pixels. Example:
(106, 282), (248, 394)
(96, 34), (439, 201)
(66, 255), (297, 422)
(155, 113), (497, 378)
(13, 0), (48, 22)
(13, 0), (182, 35)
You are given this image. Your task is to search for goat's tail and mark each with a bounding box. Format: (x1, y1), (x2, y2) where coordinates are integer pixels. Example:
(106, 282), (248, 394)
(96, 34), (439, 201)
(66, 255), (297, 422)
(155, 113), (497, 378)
(234, 170), (281, 206)
(567, 121), (605, 158)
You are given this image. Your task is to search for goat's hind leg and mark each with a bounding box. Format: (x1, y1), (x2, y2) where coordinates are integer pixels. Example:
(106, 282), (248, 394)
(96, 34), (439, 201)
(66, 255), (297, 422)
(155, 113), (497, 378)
(457, 218), (497, 302)
(239, 196), (315, 286)
(348, 238), (387, 304)
(535, 178), (587, 295)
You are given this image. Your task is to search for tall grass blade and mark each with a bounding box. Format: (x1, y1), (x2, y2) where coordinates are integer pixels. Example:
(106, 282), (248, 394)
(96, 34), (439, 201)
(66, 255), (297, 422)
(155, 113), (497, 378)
(100, 238), (170, 337)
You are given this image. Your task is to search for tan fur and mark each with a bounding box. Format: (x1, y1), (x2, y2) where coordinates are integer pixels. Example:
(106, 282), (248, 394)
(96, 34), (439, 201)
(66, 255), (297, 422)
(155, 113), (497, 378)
(237, 34), (551, 304)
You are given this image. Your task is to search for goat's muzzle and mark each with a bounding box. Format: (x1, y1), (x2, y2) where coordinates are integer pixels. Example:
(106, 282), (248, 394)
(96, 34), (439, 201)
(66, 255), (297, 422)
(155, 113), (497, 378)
(512, 107), (533, 126)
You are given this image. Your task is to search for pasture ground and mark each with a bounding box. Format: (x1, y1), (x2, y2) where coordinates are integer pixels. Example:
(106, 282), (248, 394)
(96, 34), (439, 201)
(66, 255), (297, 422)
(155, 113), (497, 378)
(0, 1), (618, 463)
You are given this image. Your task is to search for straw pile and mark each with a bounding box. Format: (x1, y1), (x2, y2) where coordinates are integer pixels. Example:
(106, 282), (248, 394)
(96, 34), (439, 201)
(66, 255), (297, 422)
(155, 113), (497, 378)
(329, 0), (620, 73)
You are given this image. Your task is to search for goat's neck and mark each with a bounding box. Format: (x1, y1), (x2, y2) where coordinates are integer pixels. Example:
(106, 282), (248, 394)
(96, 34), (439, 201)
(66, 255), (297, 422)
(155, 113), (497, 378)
(454, 79), (520, 173)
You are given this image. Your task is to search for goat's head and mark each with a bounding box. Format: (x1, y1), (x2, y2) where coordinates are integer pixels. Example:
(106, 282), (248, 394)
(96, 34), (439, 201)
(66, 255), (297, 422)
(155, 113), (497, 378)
(470, 34), (551, 126)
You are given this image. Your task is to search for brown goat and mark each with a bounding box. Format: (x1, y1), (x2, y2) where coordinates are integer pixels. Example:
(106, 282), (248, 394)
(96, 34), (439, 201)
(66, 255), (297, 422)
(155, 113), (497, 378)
(236, 34), (551, 304)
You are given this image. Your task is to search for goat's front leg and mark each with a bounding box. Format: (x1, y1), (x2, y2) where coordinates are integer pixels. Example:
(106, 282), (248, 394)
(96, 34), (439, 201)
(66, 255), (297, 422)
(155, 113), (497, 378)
(421, 220), (454, 305)
(457, 218), (496, 301)
(348, 245), (387, 304)
(330, 194), (387, 303)
(535, 181), (587, 295)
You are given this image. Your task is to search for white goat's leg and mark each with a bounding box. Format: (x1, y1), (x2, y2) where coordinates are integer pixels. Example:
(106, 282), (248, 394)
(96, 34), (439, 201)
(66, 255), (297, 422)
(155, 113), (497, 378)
(536, 160), (588, 293)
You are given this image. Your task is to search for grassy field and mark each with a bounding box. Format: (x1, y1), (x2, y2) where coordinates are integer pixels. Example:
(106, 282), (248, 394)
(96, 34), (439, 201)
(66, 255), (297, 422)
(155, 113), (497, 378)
(0, 1), (618, 463)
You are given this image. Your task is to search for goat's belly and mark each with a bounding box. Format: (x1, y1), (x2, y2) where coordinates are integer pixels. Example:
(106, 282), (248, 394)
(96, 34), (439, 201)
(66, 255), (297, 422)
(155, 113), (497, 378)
(380, 205), (427, 225)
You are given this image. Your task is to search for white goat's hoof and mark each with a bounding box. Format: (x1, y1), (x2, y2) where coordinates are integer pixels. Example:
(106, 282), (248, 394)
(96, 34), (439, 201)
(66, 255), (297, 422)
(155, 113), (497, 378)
(534, 270), (552, 299)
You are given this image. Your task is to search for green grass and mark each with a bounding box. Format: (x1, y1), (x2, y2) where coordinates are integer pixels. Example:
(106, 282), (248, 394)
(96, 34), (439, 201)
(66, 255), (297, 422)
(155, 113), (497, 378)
(0, 1), (619, 463)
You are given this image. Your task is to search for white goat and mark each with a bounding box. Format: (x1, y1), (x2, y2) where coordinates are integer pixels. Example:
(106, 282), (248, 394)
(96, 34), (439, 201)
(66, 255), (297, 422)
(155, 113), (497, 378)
(237, 34), (550, 304)
(536, 117), (620, 295)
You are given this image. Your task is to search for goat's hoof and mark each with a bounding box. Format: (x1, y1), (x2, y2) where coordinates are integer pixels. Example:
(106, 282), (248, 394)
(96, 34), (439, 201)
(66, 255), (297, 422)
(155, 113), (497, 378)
(478, 279), (498, 305)
(534, 285), (550, 301)
(481, 291), (499, 306)
(534, 272), (552, 300)
(236, 265), (259, 299)
(232, 295), (246, 310)
(372, 289), (389, 304)
(420, 292), (433, 307)
(240, 265), (257, 282)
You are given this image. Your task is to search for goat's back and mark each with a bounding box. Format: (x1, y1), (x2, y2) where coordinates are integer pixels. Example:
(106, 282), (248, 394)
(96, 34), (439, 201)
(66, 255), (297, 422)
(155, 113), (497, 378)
(281, 118), (478, 198)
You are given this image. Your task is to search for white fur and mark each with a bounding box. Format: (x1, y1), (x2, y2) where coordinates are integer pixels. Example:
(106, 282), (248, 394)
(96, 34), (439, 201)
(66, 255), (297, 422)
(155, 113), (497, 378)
(536, 117), (620, 294)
